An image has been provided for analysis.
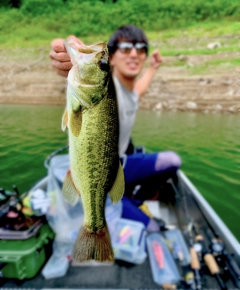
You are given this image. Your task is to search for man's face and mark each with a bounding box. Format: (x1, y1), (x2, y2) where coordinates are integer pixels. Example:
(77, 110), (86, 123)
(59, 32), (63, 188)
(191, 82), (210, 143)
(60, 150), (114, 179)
(110, 41), (147, 80)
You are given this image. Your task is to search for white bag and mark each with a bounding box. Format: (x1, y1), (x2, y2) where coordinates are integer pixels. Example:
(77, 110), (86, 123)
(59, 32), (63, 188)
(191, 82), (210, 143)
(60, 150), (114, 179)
(46, 154), (84, 244)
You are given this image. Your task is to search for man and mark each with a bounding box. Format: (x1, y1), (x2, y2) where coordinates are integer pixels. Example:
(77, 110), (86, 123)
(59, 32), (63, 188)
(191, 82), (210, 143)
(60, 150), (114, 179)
(50, 25), (181, 231)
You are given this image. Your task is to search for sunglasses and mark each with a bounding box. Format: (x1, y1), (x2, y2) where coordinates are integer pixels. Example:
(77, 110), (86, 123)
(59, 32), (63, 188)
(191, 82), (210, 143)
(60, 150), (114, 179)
(117, 42), (148, 54)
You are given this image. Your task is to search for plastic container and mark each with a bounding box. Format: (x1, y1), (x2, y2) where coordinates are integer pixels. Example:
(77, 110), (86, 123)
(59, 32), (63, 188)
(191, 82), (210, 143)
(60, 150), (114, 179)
(146, 233), (181, 286)
(111, 218), (147, 264)
(42, 241), (72, 279)
(0, 223), (54, 280)
(164, 229), (190, 266)
(105, 195), (122, 236)
(42, 253), (69, 279)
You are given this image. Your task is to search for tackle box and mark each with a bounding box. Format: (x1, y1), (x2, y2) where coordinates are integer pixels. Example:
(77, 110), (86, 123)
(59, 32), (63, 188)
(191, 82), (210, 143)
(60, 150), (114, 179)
(111, 218), (147, 264)
(164, 228), (190, 266)
(0, 220), (54, 280)
(0, 214), (43, 240)
(146, 233), (181, 286)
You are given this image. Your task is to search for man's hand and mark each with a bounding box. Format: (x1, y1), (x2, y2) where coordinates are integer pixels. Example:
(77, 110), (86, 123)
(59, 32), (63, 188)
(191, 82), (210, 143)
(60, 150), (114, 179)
(49, 35), (83, 78)
(135, 50), (163, 97)
(149, 50), (163, 70)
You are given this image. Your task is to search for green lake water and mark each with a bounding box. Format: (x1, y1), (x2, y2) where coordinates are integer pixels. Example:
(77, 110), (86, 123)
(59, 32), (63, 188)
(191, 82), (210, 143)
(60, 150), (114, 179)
(0, 104), (240, 241)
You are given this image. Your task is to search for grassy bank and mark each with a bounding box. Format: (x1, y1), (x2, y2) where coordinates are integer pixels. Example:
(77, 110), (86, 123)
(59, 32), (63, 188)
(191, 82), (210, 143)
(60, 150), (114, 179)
(1, 18), (239, 76)
(1, 19), (239, 54)
(1, 0), (240, 49)
(1, 1), (240, 80)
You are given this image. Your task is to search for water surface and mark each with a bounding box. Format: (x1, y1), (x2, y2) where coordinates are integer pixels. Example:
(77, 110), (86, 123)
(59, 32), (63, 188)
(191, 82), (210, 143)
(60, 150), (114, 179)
(1, 105), (239, 240)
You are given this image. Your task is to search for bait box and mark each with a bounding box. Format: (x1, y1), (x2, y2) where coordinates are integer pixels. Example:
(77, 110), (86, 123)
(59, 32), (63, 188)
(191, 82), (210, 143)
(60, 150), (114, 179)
(146, 233), (180, 286)
(164, 228), (190, 266)
(111, 218), (147, 264)
(42, 240), (73, 279)
(0, 223), (54, 280)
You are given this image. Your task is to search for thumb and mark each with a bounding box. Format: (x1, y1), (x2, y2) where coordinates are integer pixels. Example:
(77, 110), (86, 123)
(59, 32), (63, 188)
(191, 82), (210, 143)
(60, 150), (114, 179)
(67, 35), (84, 45)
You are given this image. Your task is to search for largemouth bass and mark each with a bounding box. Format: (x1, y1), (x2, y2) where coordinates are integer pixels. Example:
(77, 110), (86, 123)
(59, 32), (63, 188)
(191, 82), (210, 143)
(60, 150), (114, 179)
(61, 40), (125, 262)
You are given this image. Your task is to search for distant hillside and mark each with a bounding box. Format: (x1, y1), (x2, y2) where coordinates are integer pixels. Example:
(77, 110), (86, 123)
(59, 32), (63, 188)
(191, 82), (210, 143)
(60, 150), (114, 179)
(1, 0), (240, 47)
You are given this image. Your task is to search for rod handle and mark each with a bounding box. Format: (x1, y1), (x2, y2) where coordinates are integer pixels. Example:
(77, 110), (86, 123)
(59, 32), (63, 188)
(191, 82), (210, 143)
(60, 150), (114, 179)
(162, 284), (176, 290)
(204, 253), (220, 275)
(190, 247), (200, 270)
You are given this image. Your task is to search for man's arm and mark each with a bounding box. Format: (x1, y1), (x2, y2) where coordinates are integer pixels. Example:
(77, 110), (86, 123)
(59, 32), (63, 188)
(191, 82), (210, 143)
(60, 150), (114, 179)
(135, 50), (163, 98)
(49, 35), (83, 77)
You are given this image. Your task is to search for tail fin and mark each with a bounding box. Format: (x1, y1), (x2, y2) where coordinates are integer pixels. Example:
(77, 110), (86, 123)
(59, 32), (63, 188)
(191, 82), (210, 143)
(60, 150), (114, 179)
(73, 225), (114, 262)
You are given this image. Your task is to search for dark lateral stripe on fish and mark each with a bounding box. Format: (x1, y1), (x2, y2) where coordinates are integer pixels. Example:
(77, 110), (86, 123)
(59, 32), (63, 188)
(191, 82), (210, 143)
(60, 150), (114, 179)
(90, 188), (97, 232)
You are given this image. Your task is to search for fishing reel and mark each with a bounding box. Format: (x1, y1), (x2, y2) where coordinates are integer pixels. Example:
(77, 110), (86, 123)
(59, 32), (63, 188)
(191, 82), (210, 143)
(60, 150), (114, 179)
(210, 238), (224, 255)
(209, 238), (240, 288)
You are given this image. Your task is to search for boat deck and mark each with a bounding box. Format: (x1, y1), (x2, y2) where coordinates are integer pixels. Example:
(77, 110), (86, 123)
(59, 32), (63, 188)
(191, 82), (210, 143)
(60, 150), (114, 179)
(1, 173), (239, 290)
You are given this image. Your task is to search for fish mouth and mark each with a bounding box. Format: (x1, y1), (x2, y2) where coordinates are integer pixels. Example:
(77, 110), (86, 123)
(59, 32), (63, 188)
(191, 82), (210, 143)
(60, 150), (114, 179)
(78, 43), (106, 55)
(66, 40), (109, 106)
(79, 44), (107, 65)
(65, 40), (107, 65)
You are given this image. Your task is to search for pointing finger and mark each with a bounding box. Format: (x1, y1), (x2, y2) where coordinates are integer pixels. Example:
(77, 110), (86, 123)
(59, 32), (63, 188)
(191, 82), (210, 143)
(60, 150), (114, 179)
(51, 38), (66, 53)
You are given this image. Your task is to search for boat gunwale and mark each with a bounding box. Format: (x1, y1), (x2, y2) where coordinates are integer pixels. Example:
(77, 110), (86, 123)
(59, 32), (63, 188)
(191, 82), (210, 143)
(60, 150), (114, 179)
(178, 170), (240, 262)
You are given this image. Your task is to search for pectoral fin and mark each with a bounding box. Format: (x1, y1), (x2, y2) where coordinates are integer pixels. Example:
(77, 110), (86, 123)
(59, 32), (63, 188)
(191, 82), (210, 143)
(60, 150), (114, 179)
(108, 162), (125, 203)
(61, 108), (68, 131)
(70, 106), (82, 137)
(62, 170), (80, 205)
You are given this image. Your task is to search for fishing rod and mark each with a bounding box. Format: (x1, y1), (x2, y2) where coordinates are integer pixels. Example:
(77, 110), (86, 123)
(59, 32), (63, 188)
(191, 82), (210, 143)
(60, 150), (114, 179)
(188, 197), (240, 289)
(182, 246), (202, 290)
(206, 228), (240, 289)
(168, 179), (203, 290)
(194, 234), (227, 290)
(178, 222), (202, 290)
(172, 178), (228, 290)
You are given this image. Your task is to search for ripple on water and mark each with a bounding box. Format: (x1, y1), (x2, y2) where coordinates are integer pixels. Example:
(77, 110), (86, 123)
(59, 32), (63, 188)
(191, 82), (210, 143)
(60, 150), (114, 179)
(133, 111), (240, 241)
(1, 106), (240, 241)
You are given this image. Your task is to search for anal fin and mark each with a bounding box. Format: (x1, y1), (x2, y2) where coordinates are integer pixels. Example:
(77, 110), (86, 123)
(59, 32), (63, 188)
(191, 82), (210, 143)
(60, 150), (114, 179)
(108, 162), (125, 203)
(62, 170), (80, 205)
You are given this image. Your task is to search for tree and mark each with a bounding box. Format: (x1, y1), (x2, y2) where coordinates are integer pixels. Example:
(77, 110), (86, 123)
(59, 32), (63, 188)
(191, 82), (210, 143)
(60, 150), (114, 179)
(0, 0), (21, 8)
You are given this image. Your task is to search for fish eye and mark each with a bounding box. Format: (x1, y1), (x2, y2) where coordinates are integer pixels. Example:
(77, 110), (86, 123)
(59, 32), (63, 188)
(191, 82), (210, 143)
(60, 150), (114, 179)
(99, 60), (109, 71)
